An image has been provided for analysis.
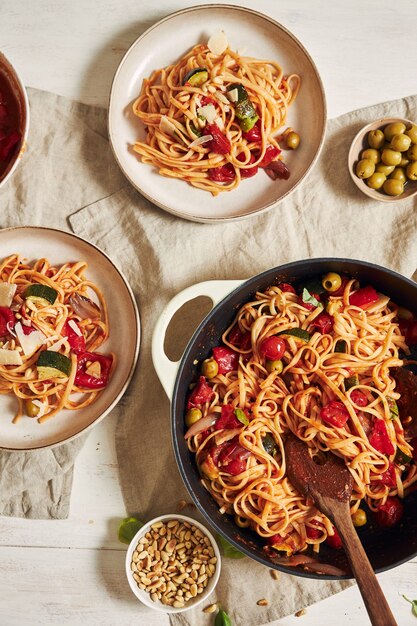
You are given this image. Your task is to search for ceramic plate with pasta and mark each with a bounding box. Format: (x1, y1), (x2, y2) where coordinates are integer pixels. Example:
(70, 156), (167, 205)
(0, 227), (140, 450)
(108, 5), (326, 222)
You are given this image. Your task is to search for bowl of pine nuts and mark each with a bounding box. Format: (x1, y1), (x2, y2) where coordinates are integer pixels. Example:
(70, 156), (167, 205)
(126, 514), (221, 612)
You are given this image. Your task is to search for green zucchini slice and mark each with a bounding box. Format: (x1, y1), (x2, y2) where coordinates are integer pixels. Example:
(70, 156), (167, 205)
(25, 284), (58, 306)
(37, 350), (72, 380)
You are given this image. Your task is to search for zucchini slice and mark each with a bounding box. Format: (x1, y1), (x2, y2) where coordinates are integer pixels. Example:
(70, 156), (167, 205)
(37, 350), (71, 380)
(345, 374), (359, 390)
(278, 328), (311, 342)
(183, 68), (208, 87)
(25, 284), (58, 306)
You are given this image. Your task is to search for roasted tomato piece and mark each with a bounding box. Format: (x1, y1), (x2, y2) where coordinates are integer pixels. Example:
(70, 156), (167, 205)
(212, 346), (239, 374)
(187, 376), (214, 410)
(310, 312), (333, 334)
(374, 496), (404, 527)
(368, 419), (395, 455)
(259, 336), (286, 360)
(349, 286), (379, 308)
(320, 401), (350, 428)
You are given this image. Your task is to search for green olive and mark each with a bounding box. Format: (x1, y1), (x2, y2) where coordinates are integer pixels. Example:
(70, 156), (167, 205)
(356, 158), (375, 179)
(375, 163), (395, 176)
(383, 178), (404, 196)
(381, 148), (402, 166)
(285, 131), (300, 150)
(405, 124), (417, 144)
(322, 272), (342, 292)
(201, 357), (219, 379)
(352, 508), (367, 527)
(366, 172), (386, 190)
(406, 144), (417, 161)
(406, 161), (417, 181)
(25, 399), (40, 418)
(185, 407), (202, 427)
(361, 148), (380, 164)
(390, 133), (412, 152)
(367, 129), (385, 149)
(389, 167), (406, 183)
(384, 122), (406, 142)
(399, 155), (410, 167)
(266, 359), (283, 374)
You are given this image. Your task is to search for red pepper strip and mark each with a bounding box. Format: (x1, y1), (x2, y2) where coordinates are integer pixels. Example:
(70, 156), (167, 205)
(0, 306), (15, 337)
(374, 496), (404, 527)
(278, 282), (296, 294)
(208, 163), (235, 182)
(187, 375), (214, 410)
(264, 159), (290, 180)
(61, 319), (86, 354)
(326, 526), (343, 549)
(257, 145), (281, 168)
(200, 95), (217, 108)
(379, 462), (397, 487)
(74, 351), (113, 390)
(0, 131), (21, 161)
(21, 323), (36, 336)
(320, 401), (350, 428)
(368, 419), (395, 455)
(306, 526), (323, 540)
(228, 325), (251, 350)
(203, 123), (231, 155)
(212, 346), (239, 374)
(222, 457), (247, 475)
(349, 286), (379, 308)
(215, 404), (241, 430)
(237, 152), (258, 178)
(310, 312), (333, 334)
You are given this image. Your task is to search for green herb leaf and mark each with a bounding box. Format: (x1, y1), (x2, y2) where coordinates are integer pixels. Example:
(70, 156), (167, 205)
(335, 339), (347, 353)
(234, 408), (249, 426)
(118, 517), (144, 544)
(402, 595), (417, 617)
(302, 288), (322, 308)
(217, 534), (245, 559)
(215, 608), (232, 626)
(262, 433), (278, 457)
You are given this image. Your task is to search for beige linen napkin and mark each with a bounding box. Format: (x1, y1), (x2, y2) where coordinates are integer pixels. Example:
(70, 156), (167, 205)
(69, 94), (417, 626)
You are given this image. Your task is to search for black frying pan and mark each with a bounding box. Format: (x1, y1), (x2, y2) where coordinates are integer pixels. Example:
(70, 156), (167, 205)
(152, 258), (417, 579)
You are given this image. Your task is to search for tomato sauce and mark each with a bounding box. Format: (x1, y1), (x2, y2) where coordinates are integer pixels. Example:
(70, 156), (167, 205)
(0, 69), (22, 181)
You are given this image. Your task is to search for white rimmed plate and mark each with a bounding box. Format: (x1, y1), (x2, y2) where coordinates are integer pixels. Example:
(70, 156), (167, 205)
(108, 4), (327, 222)
(0, 226), (140, 451)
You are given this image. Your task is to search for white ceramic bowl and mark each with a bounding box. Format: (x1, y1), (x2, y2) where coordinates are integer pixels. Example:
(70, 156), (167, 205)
(125, 514), (221, 613)
(348, 117), (417, 203)
(0, 51), (30, 189)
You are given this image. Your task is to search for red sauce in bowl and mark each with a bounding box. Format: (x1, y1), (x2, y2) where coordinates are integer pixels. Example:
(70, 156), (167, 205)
(0, 70), (22, 181)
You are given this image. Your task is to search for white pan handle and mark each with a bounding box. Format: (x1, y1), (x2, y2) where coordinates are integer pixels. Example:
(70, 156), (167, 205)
(152, 280), (243, 400)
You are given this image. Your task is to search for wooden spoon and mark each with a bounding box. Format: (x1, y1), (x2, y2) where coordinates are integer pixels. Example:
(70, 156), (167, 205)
(285, 434), (398, 626)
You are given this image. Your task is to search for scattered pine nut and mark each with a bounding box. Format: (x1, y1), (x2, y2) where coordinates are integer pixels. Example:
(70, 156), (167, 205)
(295, 608), (307, 617)
(257, 599), (269, 606)
(270, 569), (280, 580)
(203, 603), (218, 613)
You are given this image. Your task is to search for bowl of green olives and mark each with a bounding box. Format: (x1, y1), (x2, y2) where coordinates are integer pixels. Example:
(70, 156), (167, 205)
(348, 118), (417, 202)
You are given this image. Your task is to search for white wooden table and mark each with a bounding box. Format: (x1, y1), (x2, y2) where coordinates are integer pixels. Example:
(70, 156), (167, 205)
(1, 1), (417, 624)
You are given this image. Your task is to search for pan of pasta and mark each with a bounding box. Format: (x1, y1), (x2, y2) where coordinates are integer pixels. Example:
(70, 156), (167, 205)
(0, 227), (140, 450)
(108, 5), (326, 222)
(152, 259), (417, 578)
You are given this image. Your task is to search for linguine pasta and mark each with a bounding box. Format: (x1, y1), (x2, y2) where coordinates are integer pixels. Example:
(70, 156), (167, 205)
(0, 254), (113, 424)
(132, 36), (300, 195)
(185, 277), (416, 555)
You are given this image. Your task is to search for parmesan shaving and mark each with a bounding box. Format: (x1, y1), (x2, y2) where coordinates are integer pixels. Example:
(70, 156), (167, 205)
(207, 30), (228, 56)
(188, 134), (213, 149)
(68, 319), (83, 336)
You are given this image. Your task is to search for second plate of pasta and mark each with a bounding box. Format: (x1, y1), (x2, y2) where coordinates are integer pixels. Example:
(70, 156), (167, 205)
(108, 5), (326, 222)
(0, 227), (140, 450)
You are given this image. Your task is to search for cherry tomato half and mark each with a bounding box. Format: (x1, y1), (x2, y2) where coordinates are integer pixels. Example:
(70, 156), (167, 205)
(259, 336), (286, 360)
(374, 496), (404, 527)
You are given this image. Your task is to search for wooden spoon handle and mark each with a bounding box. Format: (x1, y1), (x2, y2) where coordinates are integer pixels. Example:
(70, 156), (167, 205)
(334, 508), (397, 626)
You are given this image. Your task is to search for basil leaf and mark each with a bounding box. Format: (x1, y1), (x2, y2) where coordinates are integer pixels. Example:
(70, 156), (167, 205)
(302, 288), (322, 308)
(403, 595), (417, 618)
(215, 609), (233, 626)
(217, 533), (245, 559)
(234, 408), (249, 426)
(118, 517), (144, 544)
